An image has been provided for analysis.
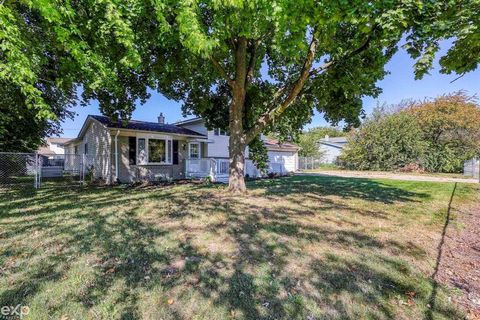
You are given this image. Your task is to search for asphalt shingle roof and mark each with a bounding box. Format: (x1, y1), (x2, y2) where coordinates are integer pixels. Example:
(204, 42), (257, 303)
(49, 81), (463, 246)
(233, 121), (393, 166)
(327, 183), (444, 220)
(90, 115), (206, 137)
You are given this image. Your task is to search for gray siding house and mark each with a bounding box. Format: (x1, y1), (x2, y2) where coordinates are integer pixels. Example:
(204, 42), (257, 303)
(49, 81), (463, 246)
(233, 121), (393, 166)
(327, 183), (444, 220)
(64, 114), (299, 183)
(318, 136), (347, 164)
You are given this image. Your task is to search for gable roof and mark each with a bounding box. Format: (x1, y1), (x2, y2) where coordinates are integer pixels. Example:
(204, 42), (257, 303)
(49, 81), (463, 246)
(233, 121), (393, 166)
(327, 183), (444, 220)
(47, 137), (73, 145)
(76, 115), (206, 138)
(264, 137), (300, 152)
(318, 136), (347, 149)
(174, 117), (203, 126)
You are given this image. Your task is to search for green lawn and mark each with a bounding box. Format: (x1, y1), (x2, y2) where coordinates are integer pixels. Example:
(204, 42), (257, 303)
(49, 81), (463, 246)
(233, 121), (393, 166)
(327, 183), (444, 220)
(0, 176), (478, 319)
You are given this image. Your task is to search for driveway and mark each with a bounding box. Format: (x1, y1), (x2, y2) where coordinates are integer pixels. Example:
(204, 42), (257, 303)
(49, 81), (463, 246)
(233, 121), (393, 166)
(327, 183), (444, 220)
(297, 170), (479, 184)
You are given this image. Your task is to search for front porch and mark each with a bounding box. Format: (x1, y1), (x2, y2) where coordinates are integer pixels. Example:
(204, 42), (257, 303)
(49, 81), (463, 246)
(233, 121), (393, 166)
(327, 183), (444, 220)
(185, 158), (262, 183)
(185, 158), (230, 183)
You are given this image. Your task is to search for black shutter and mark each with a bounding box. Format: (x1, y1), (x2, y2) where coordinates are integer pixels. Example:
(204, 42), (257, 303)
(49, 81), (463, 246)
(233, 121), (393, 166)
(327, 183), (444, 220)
(128, 137), (136, 165)
(173, 140), (179, 165)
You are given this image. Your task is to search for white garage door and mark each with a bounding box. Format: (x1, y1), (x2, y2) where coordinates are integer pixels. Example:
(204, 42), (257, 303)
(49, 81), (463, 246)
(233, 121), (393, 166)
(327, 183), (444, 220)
(267, 151), (297, 174)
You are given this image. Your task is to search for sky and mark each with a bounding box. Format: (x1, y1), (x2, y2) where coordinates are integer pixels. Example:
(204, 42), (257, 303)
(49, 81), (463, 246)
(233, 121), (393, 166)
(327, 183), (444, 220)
(59, 42), (480, 138)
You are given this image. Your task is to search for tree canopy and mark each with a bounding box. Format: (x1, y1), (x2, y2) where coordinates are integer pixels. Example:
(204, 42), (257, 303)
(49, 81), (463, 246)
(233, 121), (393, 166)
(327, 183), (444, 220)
(1, 0), (479, 190)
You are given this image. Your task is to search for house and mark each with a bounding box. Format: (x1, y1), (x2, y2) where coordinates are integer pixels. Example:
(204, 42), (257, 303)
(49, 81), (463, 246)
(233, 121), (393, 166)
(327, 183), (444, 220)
(38, 138), (72, 159)
(317, 135), (347, 164)
(63, 114), (299, 183)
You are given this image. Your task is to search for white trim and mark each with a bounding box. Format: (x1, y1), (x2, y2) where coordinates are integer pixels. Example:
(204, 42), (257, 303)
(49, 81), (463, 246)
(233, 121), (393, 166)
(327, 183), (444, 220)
(137, 135), (173, 165)
(188, 142), (201, 159)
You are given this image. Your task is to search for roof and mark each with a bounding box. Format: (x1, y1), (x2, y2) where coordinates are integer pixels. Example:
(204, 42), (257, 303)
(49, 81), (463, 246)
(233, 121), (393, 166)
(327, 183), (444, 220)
(38, 145), (56, 156)
(47, 137), (73, 145)
(319, 137), (347, 143)
(87, 115), (206, 137)
(174, 117), (203, 126)
(38, 137), (73, 155)
(263, 137), (300, 152)
(318, 136), (347, 149)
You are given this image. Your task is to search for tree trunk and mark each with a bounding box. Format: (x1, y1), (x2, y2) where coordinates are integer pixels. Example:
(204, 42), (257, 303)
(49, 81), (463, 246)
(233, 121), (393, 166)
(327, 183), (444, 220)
(228, 131), (246, 193)
(228, 86), (247, 193)
(228, 37), (248, 193)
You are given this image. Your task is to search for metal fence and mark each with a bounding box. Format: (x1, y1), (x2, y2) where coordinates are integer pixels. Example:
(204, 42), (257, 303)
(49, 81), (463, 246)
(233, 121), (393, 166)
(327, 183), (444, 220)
(464, 158), (480, 179)
(298, 156), (326, 170)
(0, 152), (86, 189)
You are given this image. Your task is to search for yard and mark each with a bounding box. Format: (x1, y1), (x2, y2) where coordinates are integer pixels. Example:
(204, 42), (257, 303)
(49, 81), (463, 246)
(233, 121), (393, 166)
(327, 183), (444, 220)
(0, 176), (479, 319)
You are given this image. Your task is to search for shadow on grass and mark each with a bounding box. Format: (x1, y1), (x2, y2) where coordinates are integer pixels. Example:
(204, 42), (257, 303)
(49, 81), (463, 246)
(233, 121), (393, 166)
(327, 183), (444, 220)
(251, 175), (430, 204)
(0, 176), (464, 319)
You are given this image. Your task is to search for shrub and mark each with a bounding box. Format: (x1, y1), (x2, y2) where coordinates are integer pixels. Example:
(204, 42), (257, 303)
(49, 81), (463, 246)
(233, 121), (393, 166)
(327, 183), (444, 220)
(339, 112), (426, 171)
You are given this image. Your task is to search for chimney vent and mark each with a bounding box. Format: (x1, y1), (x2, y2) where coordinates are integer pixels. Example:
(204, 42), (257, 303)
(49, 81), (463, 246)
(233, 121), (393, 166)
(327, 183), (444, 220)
(158, 113), (165, 124)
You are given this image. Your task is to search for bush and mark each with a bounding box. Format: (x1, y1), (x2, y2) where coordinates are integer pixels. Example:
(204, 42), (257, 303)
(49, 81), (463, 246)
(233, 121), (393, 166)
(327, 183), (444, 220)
(339, 112), (426, 171)
(340, 93), (480, 173)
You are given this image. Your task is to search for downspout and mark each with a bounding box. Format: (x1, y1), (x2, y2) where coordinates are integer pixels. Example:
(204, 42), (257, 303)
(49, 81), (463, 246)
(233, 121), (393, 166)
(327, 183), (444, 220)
(115, 130), (120, 183)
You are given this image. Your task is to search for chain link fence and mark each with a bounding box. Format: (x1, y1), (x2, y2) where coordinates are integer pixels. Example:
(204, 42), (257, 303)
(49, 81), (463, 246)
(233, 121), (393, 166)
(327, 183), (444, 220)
(298, 156), (326, 170)
(463, 158), (480, 179)
(0, 152), (86, 189)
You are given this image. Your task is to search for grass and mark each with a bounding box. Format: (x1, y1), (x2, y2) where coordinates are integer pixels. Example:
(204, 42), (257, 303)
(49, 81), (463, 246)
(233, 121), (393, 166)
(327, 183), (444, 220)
(0, 176), (478, 319)
(301, 168), (471, 179)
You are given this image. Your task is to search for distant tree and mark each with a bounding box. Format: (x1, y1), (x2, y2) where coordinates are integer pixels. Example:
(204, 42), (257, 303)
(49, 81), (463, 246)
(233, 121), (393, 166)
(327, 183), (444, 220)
(339, 111), (426, 171)
(298, 127), (344, 157)
(405, 92), (480, 172)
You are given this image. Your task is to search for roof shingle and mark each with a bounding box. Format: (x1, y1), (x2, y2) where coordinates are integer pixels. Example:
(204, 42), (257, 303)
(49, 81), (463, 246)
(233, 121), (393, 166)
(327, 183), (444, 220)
(90, 115), (206, 137)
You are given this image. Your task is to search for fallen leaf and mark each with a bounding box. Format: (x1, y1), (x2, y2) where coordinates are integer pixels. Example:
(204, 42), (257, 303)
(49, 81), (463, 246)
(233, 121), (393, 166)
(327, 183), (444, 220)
(167, 299), (174, 305)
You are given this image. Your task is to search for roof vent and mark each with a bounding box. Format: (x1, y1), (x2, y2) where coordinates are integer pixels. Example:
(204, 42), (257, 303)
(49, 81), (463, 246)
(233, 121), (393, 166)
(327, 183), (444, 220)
(158, 113), (165, 124)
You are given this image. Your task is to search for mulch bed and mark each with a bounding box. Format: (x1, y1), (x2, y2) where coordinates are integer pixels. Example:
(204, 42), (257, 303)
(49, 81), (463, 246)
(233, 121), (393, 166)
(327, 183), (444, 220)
(435, 203), (480, 319)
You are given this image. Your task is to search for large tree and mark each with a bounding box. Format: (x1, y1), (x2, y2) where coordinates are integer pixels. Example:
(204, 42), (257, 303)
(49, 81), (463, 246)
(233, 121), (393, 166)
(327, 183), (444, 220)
(1, 1), (479, 192)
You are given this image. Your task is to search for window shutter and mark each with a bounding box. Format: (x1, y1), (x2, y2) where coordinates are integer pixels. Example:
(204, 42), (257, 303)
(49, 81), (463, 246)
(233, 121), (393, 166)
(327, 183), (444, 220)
(128, 137), (136, 165)
(173, 140), (179, 165)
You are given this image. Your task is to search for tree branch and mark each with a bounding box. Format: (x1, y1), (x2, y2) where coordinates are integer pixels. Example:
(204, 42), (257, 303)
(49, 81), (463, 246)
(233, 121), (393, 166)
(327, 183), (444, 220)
(245, 30), (319, 144)
(209, 56), (234, 88)
(246, 39), (261, 85)
(245, 26), (378, 144)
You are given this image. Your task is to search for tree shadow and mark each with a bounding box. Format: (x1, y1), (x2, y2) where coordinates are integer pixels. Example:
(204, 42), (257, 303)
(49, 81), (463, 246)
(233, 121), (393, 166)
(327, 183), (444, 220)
(0, 177), (463, 319)
(251, 175), (430, 204)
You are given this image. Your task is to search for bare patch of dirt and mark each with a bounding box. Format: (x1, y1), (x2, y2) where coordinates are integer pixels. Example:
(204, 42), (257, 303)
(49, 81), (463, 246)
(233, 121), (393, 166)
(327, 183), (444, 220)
(435, 202), (480, 319)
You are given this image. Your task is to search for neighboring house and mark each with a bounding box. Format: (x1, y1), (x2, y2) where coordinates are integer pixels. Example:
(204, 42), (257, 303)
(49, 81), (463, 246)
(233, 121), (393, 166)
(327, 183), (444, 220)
(317, 135), (347, 164)
(38, 138), (72, 159)
(64, 114), (299, 183)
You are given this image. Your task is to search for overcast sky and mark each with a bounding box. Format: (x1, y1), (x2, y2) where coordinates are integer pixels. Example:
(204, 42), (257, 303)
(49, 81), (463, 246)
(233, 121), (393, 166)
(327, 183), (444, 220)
(60, 41), (480, 138)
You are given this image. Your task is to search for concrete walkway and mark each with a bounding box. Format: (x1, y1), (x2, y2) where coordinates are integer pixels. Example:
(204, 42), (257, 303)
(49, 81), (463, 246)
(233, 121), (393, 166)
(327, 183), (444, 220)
(297, 170), (479, 184)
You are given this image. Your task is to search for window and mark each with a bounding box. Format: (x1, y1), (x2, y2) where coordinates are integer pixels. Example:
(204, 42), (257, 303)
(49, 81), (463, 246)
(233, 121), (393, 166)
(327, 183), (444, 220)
(136, 137), (173, 165)
(189, 142), (200, 159)
(214, 128), (227, 136)
(74, 146), (78, 155)
(138, 138), (147, 164)
(84, 143), (88, 155)
(148, 139), (166, 163)
(128, 137), (136, 165)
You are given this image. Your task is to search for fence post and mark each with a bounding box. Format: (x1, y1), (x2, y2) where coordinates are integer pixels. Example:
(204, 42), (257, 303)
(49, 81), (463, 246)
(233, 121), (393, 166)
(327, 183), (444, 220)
(34, 153), (39, 189)
(82, 154), (86, 184)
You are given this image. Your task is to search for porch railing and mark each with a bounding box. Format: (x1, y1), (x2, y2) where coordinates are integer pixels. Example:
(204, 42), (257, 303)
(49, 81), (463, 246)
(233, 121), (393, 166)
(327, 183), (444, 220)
(185, 158), (230, 181)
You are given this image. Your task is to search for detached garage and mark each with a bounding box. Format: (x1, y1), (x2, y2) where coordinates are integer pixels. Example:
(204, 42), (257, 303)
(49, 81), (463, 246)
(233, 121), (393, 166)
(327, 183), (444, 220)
(263, 138), (300, 174)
